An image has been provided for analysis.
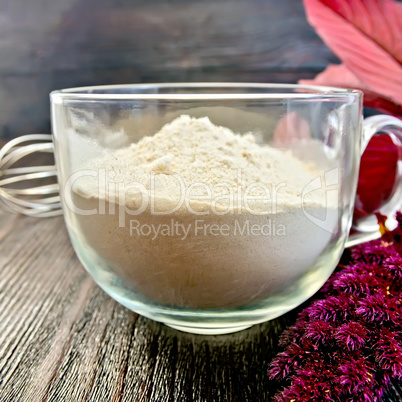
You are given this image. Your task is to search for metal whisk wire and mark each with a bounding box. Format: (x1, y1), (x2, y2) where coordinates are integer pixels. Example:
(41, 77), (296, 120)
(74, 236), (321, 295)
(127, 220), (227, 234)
(0, 134), (62, 217)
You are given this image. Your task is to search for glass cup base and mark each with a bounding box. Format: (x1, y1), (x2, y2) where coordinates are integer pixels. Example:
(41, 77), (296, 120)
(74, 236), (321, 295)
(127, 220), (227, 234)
(165, 323), (252, 335)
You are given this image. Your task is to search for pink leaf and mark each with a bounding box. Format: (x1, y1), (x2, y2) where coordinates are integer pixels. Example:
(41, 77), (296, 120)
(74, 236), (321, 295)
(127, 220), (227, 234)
(300, 64), (402, 117)
(273, 112), (311, 145)
(303, 0), (402, 105)
(300, 64), (365, 88)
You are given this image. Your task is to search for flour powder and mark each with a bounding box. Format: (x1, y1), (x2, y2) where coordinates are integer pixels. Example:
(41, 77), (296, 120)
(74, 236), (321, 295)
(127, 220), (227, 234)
(70, 115), (338, 308)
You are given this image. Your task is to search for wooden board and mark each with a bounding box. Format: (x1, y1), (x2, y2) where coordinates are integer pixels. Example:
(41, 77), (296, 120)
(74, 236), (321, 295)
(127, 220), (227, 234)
(0, 212), (401, 400)
(0, 212), (294, 401)
(0, 0), (338, 139)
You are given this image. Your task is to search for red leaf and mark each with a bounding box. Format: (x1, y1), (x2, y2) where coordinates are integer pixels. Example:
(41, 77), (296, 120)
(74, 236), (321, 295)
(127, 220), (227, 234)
(303, 0), (402, 105)
(354, 134), (398, 219)
(300, 64), (402, 118)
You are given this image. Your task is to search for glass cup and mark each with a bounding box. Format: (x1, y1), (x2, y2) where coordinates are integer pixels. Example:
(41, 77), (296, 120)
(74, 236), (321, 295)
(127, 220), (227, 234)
(50, 83), (402, 334)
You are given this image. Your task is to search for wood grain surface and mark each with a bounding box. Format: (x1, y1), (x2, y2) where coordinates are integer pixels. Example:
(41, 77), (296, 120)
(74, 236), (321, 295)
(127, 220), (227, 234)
(0, 0), (338, 139)
(0, 212), (293, 401)
(0, 213), (401, 401)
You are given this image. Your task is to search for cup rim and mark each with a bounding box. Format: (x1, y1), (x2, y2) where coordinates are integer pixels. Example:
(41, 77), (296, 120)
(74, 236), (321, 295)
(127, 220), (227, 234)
(50, 82), (362, 101)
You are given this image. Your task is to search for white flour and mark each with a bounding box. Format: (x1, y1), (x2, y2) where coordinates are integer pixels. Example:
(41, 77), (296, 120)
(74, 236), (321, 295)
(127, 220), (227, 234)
(70, 115), (338, 308)
(75, 115), (328, 214)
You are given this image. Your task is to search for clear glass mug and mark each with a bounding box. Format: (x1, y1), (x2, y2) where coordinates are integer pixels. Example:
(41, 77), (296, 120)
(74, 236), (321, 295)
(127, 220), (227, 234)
(50, 83), (402, 334)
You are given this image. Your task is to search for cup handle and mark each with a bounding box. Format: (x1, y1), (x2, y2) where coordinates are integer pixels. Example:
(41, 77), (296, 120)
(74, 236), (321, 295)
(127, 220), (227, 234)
(346, 115), (402, 247)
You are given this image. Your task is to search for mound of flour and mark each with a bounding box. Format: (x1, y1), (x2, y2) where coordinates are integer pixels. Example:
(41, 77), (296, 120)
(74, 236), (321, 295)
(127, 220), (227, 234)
(71, 115), (337, 308)
(75, 115), (328, 214)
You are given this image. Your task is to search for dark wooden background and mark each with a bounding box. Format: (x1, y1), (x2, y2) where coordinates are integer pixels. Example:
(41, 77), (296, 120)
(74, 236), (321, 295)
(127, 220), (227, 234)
(0, 0), (338, 140)
(2, 3), (402, 400)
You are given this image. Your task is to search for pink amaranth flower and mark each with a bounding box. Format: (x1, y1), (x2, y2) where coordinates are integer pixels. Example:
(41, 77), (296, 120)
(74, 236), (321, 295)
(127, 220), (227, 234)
(334, 322), (367, 351)
(269, 212), (402, 401)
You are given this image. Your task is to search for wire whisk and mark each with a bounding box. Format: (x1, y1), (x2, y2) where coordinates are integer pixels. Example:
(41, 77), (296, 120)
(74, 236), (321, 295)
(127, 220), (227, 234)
(0, 134), (62, 217)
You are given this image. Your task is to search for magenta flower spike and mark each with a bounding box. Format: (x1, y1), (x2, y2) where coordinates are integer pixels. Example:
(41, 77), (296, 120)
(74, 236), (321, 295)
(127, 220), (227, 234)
(269, 212), (402, 401)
